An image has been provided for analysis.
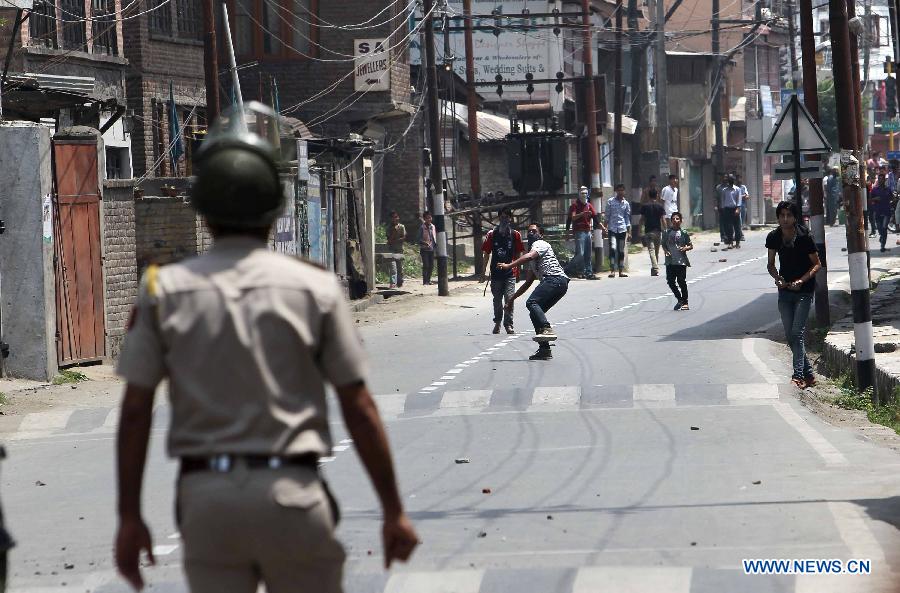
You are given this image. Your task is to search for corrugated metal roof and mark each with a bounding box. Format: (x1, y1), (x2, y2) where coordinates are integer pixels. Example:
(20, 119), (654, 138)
(441, 101), (533, 142)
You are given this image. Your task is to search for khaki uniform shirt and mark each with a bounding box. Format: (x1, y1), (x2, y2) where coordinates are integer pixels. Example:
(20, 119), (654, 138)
(116, 236), (368, 459)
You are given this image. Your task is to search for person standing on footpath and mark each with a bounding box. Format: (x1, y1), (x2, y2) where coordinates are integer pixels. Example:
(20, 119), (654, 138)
(497, 223), (569, 360)
(736, 174), (750, 230)
(386, 211), (406, 289)
(416, 211), (437, 285)
(605, 183), (631, 278)
(639, 188), (666, 276)
(870, 171), (893, 252)
(766, 201), (822, 389)
(662, 212), (693, 310)
(480, 208), (525, 334)
(113, 103), (418, 593)
(719, 175), (743, 249)
(825, 168), (842, 226)
(565, 186), (598, 279)
(660, 174), (679, 229)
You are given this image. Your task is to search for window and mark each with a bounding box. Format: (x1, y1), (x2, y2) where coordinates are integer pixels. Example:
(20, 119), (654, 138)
(60, 0), (87, 51)
(92, 0), (117, 55)
(149, 0), (173, 35)
(176, 0), (202, 40)
(29, 0), (58, 48)
(230, 0), (317, 59)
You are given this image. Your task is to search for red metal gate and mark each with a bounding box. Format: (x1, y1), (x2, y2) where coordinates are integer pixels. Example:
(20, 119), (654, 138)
(53, 140), (106, 365)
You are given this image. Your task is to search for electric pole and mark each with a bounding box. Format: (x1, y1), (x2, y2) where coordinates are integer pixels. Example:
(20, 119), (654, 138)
(581, 0), (604, 271)
(613, 0), (624, 184)
(423, 0), (450, 296)
(201, 0), (220, 121)
(829, 0), (876, 395)
(463, 0), (483, 276)
(655, 0), (670, 177)
(628, 0), (642, 206)
(800, 0), (829, 326)
(711, 0), (725, 183)
(787, 0), (800, 88)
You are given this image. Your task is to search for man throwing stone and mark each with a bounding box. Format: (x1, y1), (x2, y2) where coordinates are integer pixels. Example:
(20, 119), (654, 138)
(497, 223), (569, 360)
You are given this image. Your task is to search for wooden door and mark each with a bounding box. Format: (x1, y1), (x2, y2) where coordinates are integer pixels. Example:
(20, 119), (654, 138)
(53, 140), (106, 365)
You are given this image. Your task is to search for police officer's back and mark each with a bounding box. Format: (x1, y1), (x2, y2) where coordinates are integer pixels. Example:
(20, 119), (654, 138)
(113, 103), (418, 593)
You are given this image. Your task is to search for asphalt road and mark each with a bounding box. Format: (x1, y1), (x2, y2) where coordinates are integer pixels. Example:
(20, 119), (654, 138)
(3, 228), (900, 593)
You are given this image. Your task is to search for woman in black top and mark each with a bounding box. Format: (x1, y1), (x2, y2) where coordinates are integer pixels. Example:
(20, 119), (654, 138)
(765, 201), (822, 388)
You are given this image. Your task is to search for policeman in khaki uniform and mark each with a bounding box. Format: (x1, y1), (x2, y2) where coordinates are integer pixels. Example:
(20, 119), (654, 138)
(114, 103), (418, 592)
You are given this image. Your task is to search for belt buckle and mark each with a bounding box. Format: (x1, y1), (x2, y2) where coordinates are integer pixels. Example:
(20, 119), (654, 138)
(211, 454), (232, 472)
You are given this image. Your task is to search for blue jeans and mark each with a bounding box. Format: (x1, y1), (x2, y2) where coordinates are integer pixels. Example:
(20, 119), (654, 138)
(389, 256), (404, 286)
(526, 275), (569, 332)
(491, 276), (516, 328)
(740, 202), (748, 227)
(573, 230), (593, 276)
(875, 213), (890, 249)
(608, 231), (627, 271)
(778, 291), (813, 379)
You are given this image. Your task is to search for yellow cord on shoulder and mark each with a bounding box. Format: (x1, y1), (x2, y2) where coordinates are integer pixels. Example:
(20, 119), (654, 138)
(145, 264), (160, 297)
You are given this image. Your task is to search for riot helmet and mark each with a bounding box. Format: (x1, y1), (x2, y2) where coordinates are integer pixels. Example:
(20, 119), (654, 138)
(190, 101), (285, 228)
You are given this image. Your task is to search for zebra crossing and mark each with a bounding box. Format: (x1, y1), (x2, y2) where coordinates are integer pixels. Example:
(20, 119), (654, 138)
(0, 383), (788, 442)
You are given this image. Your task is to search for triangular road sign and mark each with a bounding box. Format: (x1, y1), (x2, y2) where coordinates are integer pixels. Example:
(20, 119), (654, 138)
(764, 95), (832, 154)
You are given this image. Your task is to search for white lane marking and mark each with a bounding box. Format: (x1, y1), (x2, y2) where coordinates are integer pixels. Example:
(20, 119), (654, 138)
(17, 410), (73, 433)
(340, 438), (353, 444)
(168, 532), (180, 539)
(573, 566), (692, 593)
(420, 386), (438, 392)
(102, 407), (120, 429)
(741, 338), (781, 385)
(439, 376), (455, 380)
(440, 390), (492, 410)
(532, 386), (581, 408)
(726, 383), (780, 400)
(431, 382), (447, 386)
(633, 384), (676, 402)
(319, 456), (336, 463)
(332, 445), (350, 452)
(772, 402), (848, 465)
(384, 570), (484, 593)
(446, 369), (463, 374)
(827, 501), (887, 563)
(152, 545), (179, 556)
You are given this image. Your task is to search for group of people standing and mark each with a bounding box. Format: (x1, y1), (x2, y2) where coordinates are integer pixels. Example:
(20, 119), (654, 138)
(715, 173), (750, 250)
(386, 211), (439, 288)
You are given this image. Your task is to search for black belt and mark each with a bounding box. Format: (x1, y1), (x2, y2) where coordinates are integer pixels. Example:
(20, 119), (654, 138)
(180, 453), (319, 474)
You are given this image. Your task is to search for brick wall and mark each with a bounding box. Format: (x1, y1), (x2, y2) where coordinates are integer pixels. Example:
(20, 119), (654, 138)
(135, 195), (205, 271)
(103, 181), (139, 359)
(380, 112), (425, 232)
(456, 141), (518, 199)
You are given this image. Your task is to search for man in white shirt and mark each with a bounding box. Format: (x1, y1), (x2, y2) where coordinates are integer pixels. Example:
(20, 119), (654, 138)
(660, 174), (679, 229)
(497, 223), (569, 360)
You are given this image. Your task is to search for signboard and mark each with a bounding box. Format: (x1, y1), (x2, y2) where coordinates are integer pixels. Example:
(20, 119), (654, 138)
(307, 174), (324, 265)
(354, 39), (390, 92)
(297, 139), (309, 182)
(764, 95), (831, 155)
(410, 1), (567, 104)
(887, 150), (900, 160)
(773, 162), (824, 180)
(760, 84), (775, 117)
(880, 120), (900, 132)
(273, 177), (298, 255)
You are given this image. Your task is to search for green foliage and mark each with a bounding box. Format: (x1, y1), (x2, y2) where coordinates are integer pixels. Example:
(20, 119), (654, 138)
(0, 392), (7, 405)
(817, 80), (840, 152)
(52, 369), (88, 385)
(831, 375), (900, 435)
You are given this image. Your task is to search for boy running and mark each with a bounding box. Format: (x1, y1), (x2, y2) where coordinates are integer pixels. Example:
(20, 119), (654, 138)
(662, 212), (693, 311)
(497, 223), (569, 360)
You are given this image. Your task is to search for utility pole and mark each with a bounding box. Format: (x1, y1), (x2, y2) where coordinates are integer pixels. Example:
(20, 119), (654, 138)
(201, 0), (220, 122)
(655, 0), (670, 177)
(581, 0), (604, 271)
(462, 0), (483, 276)
(628, 0), (642, 207)
(424, 0), (450, 296)
(830, 0), (876, 395)
(613, 0), (624, 184)
(799, 0), (829, 326)
(787, 0), (800, 88)
(847, 0), (869, 262)
(711, 0), (725, 183)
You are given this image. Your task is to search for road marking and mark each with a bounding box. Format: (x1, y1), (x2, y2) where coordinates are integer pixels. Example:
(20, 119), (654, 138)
(828, 501), (887, 563)
(319, 456), (336, 463)
(633, 384), (676, 402)
(439, 376), (455, 380)
(168, 532), (180, 539)
(152, 544), (178, 556)
(772, 402), (848, 465)
(101, 407), (120, 429)
(16, 410), (73, 434)
(446, 369), (463, 374)
(726, 383), (780, 400)
(532, 386), (580, 408)
(384, 570), (484, 593)
(431, 382), (448, 386)
(332, 445), (350, 452)
(440, 390), (492, 410)
(573, 566), (692, 593)
(420, 386), (438, 392)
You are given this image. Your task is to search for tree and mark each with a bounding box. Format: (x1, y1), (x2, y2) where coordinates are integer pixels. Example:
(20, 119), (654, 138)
(817, 79), (839, 150)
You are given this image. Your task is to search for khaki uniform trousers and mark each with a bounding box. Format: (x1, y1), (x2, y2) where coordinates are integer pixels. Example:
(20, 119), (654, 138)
(178, 463), (345, 593)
